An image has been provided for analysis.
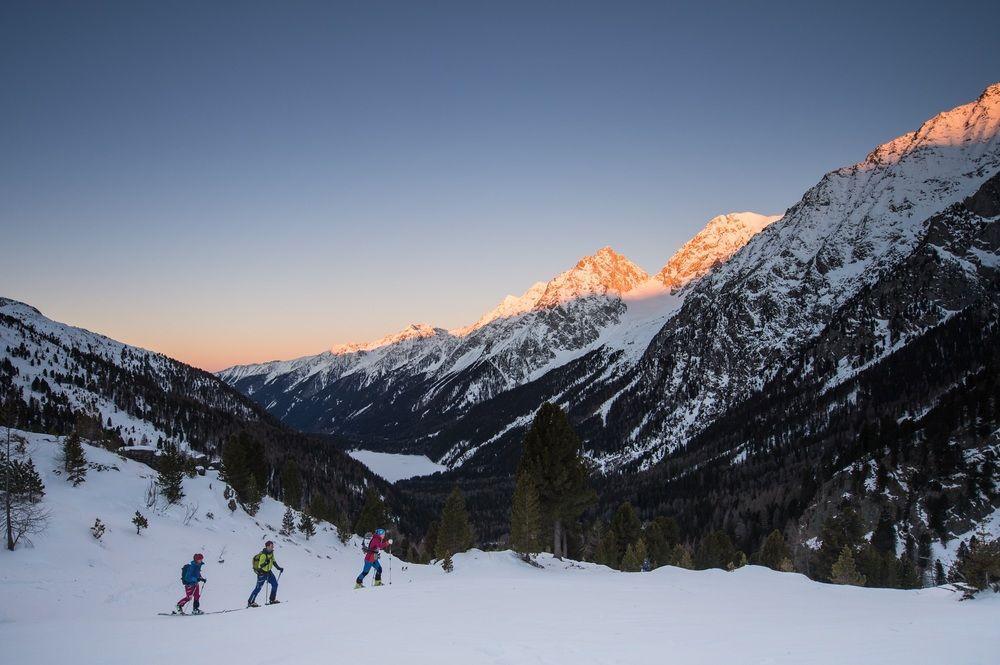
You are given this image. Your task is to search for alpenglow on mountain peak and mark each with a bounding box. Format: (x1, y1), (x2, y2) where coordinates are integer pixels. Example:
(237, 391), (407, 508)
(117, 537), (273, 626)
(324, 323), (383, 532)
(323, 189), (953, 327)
(656, 212), (782, 292)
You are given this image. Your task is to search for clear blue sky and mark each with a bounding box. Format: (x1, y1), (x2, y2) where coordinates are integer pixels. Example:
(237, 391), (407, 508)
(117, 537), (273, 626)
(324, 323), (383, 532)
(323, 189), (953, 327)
(2, 1), (998, 370)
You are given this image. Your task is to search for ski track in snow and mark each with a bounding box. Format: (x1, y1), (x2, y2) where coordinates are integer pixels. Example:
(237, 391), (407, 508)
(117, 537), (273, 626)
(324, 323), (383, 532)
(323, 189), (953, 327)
(2, 430), (998, 665)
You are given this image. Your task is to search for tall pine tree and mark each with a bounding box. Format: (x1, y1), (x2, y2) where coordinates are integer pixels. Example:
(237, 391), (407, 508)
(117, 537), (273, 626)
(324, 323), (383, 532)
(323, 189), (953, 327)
(610, 502), (642, 565)
(509, 470), (542, 560)
(281, 507), (296, 536)
(299, 512), (317, 539)
(281, 460), (302, 509)
(62, 432), (87, 486)
(517, 403), (594, 559)
(755, 529), (793, 572)
(436, 485), (473, 571)
(156, 444), (185, 505)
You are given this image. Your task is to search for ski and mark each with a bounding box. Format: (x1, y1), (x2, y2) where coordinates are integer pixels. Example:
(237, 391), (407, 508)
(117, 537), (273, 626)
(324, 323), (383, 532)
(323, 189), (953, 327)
(158, 608), (244, 617)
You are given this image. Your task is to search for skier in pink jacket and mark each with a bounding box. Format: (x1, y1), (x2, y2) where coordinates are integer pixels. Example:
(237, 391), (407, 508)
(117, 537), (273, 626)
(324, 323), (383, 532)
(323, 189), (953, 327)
(355, 528), (393, 588)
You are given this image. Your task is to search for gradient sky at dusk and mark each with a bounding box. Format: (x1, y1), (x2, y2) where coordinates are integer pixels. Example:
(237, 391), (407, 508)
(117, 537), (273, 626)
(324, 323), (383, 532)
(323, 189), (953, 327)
(2, 1), (999, 371)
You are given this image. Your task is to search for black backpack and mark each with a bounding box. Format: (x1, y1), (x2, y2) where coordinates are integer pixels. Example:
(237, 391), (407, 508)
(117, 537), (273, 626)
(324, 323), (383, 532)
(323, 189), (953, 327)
(180, 563), (191, 583)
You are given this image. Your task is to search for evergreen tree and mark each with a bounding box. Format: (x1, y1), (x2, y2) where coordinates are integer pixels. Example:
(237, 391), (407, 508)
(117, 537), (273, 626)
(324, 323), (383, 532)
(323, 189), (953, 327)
(423, 520), (440, 563)
(2, 455), (45, 503)
(509, 470), (542, 559)
(516, 403), (595, 559)
(896, 554), (922, 589)
(755, 529), (793, 571)
(934, 559), (946, 586)
(281, 460), (302, 509)
(3, 421), (48, 551)
(621, 539), (647, 572)
(668, 543), (693, 569)
(694, 530), (740, 570)
(298, 512), (316, 539)
(62, 432), (87, 486)
(950, 528), (1000, 591)
(594, 522), (620, 569)
(308, 494), (333, 523)
(814, 508), (865, 581)
(156, 444), (185, 505)
(281, 507), (296, 536)
(131, 510), (148, 535)
(831, 545), (866, 586)
(242, 475), (262, 516)
(644, 516), (680, 567)
(610, 502), (642, 565)
(221, 431), (268, 505)
(870, 509), (896, 554)
(435, 485), (473, 570)
(857, 544), (889, 587)
(335, 507), (353, 545)
(354, 486), (387, 536)
(728, 551), (748, 572)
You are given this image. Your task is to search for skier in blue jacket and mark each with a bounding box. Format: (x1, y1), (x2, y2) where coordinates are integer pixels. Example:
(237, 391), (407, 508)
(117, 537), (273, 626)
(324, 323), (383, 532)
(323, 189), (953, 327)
(175, 553), (207, 614)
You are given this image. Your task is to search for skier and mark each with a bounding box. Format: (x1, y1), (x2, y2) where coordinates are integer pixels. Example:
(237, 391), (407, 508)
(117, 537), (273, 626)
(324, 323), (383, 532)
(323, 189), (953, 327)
(355, 527), (393, 588)
(175, 553), (207, 615)
(248, 540), (284, 607)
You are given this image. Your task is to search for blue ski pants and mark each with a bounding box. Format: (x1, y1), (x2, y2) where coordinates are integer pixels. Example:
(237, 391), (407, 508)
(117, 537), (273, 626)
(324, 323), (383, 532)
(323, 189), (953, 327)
(249, 570), (278, 603)
(356, 559), (382, 583)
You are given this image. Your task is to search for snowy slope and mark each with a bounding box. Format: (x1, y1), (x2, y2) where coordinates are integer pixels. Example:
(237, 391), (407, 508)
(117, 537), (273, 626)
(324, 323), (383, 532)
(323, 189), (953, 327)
(3, 429), (998, 665)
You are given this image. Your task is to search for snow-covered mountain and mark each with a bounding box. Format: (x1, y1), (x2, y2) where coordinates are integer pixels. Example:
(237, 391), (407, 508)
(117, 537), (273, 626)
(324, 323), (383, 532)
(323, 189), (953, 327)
(218, 217), (776, 442)
(217, 86), (1000, 531)
(0, 297), (407, 525)
(0, 297), (258, 452)
(596, 81), (1000, 468)
(656, 212), (781, 291)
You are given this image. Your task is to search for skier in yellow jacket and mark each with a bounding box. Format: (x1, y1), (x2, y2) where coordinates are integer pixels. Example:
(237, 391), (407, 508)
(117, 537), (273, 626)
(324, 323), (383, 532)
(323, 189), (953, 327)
(247, 540), (285, 607)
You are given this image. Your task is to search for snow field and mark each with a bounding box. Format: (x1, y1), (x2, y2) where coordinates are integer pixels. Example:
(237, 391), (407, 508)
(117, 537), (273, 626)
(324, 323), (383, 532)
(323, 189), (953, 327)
(347, 449), (447, 483)
(2, 431), (998, 665)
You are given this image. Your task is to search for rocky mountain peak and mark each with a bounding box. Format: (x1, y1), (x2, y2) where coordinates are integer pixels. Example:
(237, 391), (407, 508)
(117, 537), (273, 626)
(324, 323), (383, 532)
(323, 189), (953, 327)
(862, 81), (1000, 168)
(655, 212), (780, 292)
(330, 322), (442, 355)
(533, 247), (649, 309)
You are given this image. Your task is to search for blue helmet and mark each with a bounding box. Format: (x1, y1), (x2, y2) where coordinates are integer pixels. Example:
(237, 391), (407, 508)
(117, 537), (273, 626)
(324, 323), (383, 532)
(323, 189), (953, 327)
(375, 528), (386, 537)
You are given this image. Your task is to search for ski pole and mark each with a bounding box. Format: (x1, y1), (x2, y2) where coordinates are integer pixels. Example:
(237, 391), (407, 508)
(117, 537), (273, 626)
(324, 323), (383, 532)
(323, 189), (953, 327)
(389, 548), (393, 585)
